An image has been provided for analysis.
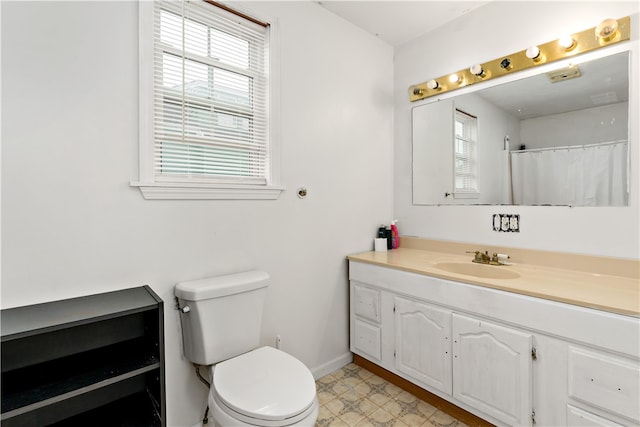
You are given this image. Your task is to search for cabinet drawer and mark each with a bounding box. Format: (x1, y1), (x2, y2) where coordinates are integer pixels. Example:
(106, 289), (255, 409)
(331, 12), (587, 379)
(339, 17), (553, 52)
(353, 284), (380, 324)
(568, 347), (640, 422)
(353, 319), (381, 361)
(567, 405), (623, 427)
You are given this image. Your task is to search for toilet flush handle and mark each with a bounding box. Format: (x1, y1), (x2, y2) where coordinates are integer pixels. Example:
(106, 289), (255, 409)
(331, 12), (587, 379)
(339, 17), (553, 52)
(174, 297), (191, 313)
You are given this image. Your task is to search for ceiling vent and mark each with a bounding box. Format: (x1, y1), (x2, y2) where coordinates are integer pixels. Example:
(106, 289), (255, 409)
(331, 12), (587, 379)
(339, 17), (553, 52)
(547, 66), (581, 83)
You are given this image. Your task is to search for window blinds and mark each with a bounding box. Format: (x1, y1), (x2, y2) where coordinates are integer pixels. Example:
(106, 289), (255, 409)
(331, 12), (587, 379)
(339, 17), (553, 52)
(153, 0), (269, 184)
(454, 110), (478, 193)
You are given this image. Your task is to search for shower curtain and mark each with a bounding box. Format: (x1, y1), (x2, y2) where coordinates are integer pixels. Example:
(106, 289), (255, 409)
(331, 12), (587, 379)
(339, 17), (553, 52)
(510, 140), (628, 206)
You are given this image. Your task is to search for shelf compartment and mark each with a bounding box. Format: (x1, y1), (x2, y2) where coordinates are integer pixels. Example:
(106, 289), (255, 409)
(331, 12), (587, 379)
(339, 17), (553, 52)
(2, 338), (159, 417)
(52, 387), (163, 427)
(1, 373), (154, 427)
(1, 308), (156, 373)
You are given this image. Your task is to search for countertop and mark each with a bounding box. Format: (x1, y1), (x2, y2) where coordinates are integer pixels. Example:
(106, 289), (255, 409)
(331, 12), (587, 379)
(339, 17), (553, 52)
(348, 246), (640, 317)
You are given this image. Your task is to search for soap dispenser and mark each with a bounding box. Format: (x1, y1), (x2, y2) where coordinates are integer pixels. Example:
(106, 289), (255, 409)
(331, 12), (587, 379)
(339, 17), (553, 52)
(391, 220), (399, 249)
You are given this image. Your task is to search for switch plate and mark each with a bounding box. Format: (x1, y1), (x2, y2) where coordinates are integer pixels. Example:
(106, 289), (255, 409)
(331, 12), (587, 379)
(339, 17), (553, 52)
(493, 214), (520, 232)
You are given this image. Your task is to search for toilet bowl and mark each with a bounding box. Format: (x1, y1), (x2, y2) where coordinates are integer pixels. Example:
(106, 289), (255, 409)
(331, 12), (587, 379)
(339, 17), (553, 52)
(174, 271), (319, 427)
(208, 346), (318, 426)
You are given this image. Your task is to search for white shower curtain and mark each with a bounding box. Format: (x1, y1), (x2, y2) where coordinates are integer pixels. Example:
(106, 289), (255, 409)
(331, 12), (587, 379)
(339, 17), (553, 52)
(510, 141), (628, 206)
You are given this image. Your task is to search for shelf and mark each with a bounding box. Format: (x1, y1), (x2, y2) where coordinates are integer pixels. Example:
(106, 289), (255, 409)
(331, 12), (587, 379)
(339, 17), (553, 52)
(2, 345), (159, 417)
(0, 286), (165, 427)
(52, 390), (163, 427)
(1, 286), (160, 341)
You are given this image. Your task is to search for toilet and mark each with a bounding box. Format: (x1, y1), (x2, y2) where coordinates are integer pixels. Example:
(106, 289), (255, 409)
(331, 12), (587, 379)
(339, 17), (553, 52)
(175, 270), (319, 427)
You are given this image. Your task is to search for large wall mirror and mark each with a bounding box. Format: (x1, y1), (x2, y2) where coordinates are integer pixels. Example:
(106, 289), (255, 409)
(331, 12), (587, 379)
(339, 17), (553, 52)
(412, 50), (630, 206)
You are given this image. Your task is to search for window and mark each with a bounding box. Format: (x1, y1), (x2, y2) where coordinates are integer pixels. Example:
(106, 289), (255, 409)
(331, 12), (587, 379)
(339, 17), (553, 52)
(134, 0), (281, 199)
(453, 109), (479, 198)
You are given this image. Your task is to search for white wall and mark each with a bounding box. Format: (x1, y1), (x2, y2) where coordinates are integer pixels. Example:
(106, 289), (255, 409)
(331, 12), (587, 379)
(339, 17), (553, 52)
(395, 1), (640, 258)
(0, 1), (393, 425)
(521, 102), (629, 149)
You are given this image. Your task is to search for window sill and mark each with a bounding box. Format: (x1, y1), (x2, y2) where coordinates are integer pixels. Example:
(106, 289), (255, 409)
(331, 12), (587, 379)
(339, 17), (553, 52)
(130, 182), (284, 200)
(453, 192), (480, 199)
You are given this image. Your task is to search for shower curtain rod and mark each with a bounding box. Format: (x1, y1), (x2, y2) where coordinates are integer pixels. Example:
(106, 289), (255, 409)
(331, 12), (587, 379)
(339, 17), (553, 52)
(510, 139), (627, 154)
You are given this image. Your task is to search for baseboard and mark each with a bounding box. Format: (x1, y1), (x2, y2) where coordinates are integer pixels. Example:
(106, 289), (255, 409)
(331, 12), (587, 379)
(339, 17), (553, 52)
(310, 351), (353, 379)
(354, 354), (495, 427)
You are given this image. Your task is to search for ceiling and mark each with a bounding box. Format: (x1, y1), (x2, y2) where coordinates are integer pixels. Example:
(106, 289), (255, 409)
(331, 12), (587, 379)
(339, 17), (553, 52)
(315, 1), (491, 46)
(476, 51), (629, 120)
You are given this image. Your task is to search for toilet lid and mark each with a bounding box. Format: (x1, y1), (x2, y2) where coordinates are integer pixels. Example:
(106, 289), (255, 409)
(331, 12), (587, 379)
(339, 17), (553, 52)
(213, 346), (317, 421)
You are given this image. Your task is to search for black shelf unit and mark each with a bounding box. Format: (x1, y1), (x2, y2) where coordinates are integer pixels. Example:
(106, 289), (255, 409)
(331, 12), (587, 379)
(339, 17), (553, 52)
(1, 286), (165, 427)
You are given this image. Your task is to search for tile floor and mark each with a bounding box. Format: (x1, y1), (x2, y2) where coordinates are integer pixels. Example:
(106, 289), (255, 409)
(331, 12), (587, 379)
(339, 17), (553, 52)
(315, 363), (467, 427)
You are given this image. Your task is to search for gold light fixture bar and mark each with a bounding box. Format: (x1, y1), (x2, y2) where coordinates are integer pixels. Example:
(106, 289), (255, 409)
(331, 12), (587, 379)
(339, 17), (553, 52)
(409, 16), (631, 102)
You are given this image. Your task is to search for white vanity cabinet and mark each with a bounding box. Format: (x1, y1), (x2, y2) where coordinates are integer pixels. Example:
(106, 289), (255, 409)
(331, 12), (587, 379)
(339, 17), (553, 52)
(348, 261), (640, 427)
(394, 296), (452, 394)
(566, 346), (640, 425)
(452, 313), (532, 426)
(350, 283), (382, 362)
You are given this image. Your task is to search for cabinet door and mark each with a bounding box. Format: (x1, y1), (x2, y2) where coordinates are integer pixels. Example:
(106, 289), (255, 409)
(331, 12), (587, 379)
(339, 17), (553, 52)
(353, 284), (381, 324)
(452, 313), (533, 426)
(353, 318), (382, 361)
(394, 297), (452, 394)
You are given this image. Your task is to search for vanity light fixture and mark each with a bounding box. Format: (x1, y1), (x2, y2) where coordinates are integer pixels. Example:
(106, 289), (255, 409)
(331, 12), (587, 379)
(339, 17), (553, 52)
(559, 35), (576, 50)
(427, 79), (439, 90)
(525, 46), (541, 61)
(470, 64), (485, 77)
(596, 18), (619, 42)
(408, 15), (630, 102)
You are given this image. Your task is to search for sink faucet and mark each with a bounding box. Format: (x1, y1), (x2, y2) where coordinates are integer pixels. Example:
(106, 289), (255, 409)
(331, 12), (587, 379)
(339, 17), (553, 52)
(467, 251), (510, 265)
(467, 250), (491, 264)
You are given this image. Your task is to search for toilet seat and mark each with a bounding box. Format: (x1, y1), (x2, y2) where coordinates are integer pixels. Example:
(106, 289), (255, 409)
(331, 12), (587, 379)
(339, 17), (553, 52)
(211, 346), (317, 426)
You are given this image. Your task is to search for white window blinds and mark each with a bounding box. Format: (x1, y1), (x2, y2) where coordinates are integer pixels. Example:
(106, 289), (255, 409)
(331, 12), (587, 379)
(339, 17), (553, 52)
(454, 109), (479, 196)
(153, 0), (269, 185)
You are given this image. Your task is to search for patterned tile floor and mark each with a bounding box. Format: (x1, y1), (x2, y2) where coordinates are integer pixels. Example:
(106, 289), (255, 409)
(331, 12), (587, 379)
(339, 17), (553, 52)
(315, 363), (467, 427)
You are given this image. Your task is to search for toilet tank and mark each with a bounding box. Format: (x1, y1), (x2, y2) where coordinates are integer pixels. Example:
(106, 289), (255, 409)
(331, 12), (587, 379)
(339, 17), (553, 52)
(175, 270), (269, 365)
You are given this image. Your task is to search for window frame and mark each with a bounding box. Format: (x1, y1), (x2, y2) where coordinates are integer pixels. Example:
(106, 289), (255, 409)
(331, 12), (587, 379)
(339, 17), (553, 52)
(132, 0), (282, 200)
(453, 109), (480, 199)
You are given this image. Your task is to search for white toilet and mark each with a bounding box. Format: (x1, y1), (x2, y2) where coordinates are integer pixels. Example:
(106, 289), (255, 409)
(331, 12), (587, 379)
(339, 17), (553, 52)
(175, 270), (319, 427)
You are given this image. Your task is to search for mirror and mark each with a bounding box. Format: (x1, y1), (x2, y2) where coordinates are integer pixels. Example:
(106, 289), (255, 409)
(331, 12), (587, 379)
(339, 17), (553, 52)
(412, 51), (629, 206)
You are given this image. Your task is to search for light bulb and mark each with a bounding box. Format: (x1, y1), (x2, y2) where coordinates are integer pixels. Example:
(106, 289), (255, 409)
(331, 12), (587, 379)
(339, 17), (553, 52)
(559, 35), (575, 49)
(427, 80), (439, 90)
(596, 18), (619, 41)
(449, 74), (460, 84)
(525, 46), (540, 60)
(469, 64), (484, 76)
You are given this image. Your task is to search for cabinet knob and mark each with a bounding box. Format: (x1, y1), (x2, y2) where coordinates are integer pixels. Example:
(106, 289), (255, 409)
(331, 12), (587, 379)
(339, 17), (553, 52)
(181, 306), (191, 313)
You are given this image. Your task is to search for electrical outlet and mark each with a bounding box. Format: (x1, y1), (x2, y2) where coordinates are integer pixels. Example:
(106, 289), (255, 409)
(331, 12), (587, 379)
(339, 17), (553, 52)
(275, 334), (282, 349)
(493, 214), (520, 232)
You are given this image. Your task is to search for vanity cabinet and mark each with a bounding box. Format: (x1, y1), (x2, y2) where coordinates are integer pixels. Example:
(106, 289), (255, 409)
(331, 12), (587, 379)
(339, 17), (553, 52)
(566, 345), (639, 425)
(1, 286), (166, 427)
(452, 313), (532, 426)
(349, 261), (640, 427)
(351, 283), (382, 362)
(394, 296), (452, 394)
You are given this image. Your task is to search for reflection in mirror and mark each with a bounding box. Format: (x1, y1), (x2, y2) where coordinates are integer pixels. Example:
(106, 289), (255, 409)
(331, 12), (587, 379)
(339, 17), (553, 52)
(412, 51), (629, 206)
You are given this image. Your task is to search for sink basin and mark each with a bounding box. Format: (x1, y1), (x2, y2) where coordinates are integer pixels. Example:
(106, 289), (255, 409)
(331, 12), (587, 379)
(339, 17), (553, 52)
(434, 262), (520, 280)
